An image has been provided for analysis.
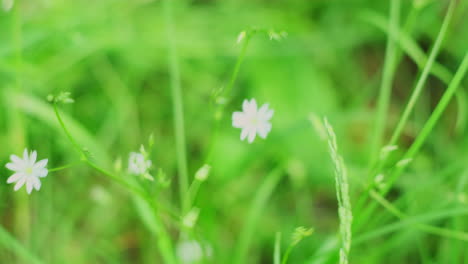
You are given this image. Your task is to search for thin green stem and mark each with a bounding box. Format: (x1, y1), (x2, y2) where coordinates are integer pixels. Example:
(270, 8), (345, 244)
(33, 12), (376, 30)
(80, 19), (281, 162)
(233, 167), (283, 264)
(281, 244), (294, 264)
(163, 0), (189, 214)
(355, 0), (456, 232)
(48, 161), (82, 172)
(223, 33), (251, 98)
(205, 32), (255, 164)
(387, 0), (455, 146)
(356, 52), (468, 233)
(369, 190), (468, 241)
(384, 52), (468, 191)
(274, 232), (281, 264)
(53, 104), (85, 158)
(0, 226), (43, 264)
(369, 0), (400, 164)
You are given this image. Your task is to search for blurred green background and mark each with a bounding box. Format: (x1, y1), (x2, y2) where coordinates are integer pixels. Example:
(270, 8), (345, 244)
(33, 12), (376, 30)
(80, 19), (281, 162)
(0, 0), (468, 263)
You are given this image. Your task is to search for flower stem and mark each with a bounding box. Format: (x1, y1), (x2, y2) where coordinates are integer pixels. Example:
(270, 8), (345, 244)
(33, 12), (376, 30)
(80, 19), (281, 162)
(53, 103), (178, 264)
(163, 0), (189, 214)
(369, 0), (400, 165)
(204, 31), (255, 164)
(48, 161), (82, 172)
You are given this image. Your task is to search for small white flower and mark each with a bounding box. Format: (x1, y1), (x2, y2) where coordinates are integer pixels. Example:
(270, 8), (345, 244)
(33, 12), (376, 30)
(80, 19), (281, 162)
(232, 98), (274, 143)
(176, 240), (212, 264)
(5, 149), (48, 194)
(128, 152), (152, 175)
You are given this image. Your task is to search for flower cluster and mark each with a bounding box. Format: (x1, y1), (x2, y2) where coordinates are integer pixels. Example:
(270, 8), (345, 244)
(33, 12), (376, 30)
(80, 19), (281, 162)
(3, 97), (274, 194)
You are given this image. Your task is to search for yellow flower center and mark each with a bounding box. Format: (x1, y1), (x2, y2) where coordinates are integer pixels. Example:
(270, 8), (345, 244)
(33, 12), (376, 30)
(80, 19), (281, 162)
(25, 167), (33, 175)
(250, 117), (259, 125)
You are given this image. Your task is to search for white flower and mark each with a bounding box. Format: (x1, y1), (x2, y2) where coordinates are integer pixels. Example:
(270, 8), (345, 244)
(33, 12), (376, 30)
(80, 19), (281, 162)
(176, 240), (212, 264)
(5, 149), (48, 194)
(232, 98), (274, 143)
(128, 152), (152, 175)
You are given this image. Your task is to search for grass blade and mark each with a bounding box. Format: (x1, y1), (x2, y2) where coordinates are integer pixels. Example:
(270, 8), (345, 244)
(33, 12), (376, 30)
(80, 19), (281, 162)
(387, 0), (456, 146)
(163, 0), (189, 213)
(370, 0), (400, 163)
(0, 226), (43, 264)
(274, 232), (281, 264)
(233, 168), (283, 264)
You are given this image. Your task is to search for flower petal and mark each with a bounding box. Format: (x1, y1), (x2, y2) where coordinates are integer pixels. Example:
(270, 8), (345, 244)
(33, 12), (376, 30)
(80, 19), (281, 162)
(29, 151), (37, 165)
(240, 128), (249, 141)
(10, 155), (24, 166)
(37, 168), (48, 178)
(247, 129), (256, 143)
(23, 149), (29, 161)
(32, 177), (41, 190)
(14, 177), (26, 191)
(243, 99), (257, 114)
(258, 123), (272, 139)
(258, 103), (269, 115)
(259, 104), (274, 120)
(5, 162), (21, 171)
(26, 179), (34, 194)
(7, 173), (23, 184)
(34, 159), (48, 169)
(232, 112), (246, 128)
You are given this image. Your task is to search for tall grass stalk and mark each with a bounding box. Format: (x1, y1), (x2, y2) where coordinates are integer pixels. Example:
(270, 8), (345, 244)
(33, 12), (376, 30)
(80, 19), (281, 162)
(0, 227), (43, 264)
(163, 0), (190, 214)
(369, 190), (468, 241)
(370, 0), (400, 164)
(354, 0), (457, 232)
(384, 52), (468, 192)
(274, 232), (281, 264)
(356, 52), (468, 233)
(232, 167), (283, 264)
(387, 0), (455, 146)
(362, 8), (468, 135)
(324, 118), (352, 264)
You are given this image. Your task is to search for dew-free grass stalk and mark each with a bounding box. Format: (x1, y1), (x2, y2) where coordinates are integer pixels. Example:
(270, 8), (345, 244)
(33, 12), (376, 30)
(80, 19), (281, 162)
(53, 103), (177, 264)
(387, 0), (455, 146)
(361, 8), (468, 135)
(308, 206), (468, 261)
(384, 52), (468, 192)
(370, 0), (400, 164)
(369, 190), (468, 241)
(163, 0), (190, 214)
(280, 243), (294, 264)
(0, 226), (43, 264)
(355, 52), (468, 233)
(274, 232), (281, 264)
(354, 0), (457, 232)
(232, 167), (283, 264)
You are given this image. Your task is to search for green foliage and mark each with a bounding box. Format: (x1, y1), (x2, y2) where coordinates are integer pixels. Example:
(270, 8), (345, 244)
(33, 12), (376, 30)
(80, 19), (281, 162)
(0, 0), (467, 263)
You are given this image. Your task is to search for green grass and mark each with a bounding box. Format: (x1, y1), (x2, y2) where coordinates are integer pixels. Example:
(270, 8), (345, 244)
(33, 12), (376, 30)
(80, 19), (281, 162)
(1, 0), (468, 263)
